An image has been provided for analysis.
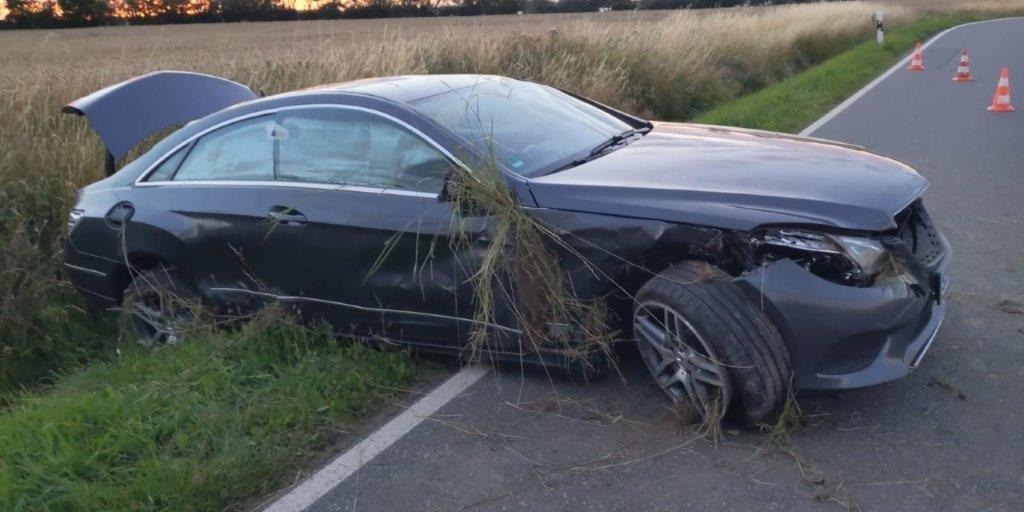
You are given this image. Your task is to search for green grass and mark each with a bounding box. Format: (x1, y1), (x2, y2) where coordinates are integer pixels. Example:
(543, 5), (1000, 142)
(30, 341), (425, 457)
(694, 12), (1018, 133)
(0, 309), (416, 512)
(0, 292), (116, 405)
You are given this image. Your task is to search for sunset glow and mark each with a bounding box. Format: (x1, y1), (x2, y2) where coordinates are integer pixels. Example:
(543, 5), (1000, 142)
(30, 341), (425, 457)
(0, 2), (324, 22)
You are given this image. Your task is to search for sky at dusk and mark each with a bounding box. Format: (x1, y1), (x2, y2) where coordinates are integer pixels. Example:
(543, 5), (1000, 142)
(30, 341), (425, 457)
(0, 2), (323, 21)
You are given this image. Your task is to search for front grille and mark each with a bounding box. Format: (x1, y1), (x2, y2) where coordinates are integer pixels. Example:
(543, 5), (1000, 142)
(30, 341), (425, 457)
(818, 334), (887, 375)
(895, 200), (945, 269)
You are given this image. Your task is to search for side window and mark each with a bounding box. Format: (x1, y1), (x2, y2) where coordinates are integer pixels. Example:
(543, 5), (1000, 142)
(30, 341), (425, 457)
(146, 144), (189, 182)
(277, 108), (451, 194)
(172, 115), (275, 181)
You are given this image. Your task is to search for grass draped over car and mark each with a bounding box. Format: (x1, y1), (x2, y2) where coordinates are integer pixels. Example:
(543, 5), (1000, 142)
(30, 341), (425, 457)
(0, 308), (416, 511)
(442, 156), (616, 369)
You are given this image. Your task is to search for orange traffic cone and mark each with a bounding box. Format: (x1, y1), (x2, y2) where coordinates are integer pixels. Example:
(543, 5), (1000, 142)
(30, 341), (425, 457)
(987, 67), (1015, 112)
(952, 49), (972, 81)
(908, 42), (925, 72)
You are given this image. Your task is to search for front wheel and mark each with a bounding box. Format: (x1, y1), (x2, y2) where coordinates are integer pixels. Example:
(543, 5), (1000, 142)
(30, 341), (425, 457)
(633, 261), (791, 425)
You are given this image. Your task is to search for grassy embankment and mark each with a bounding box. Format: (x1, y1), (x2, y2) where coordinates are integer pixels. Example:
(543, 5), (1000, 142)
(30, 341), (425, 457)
(0, 310), (416, 511)
(696, 10), (1024, 131)
(2, 3), (1022, 510)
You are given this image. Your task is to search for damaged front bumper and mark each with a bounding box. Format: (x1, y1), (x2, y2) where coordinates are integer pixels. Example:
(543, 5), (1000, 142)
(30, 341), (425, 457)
(735, 234), (950, 390)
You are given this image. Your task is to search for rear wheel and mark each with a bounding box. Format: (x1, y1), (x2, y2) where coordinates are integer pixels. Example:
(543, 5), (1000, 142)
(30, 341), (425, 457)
(122, 268), (197, 348)
(633, 261), (791, 425)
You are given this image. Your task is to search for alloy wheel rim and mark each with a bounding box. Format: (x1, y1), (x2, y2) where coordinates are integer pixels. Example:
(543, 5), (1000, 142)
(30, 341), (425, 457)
(634, 301), (731, 421)
(129, 290), (185, 347)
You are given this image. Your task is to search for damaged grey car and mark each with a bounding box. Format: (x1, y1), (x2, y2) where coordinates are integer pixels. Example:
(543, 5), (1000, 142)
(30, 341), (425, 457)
(63, 72), (950, 424)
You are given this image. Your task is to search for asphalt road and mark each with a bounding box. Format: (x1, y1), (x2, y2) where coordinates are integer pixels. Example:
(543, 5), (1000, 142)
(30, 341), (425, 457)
(301, 18), (1024, 512)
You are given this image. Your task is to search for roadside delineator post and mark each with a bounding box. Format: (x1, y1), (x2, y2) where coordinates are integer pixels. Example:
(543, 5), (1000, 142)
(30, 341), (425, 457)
(987, 67), (1015, 112)
(873, 11), (885, 45)
(908, 41), (925, 72)
(952, 49), (972, 81)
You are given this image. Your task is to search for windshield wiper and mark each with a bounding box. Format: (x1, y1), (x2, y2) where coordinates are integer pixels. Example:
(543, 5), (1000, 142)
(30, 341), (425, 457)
(550, 129), (640, 173)
(588, 128), (637, 156)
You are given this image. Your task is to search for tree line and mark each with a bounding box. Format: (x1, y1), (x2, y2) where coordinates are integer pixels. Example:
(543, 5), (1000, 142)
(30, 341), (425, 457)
(2, 0), (820, 29)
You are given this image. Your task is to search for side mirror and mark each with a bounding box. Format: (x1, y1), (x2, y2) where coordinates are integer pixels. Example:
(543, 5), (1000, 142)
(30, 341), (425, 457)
(437, 163), (462, 203)
(437, 166), (482, 219)
(438, 178), (454, 203)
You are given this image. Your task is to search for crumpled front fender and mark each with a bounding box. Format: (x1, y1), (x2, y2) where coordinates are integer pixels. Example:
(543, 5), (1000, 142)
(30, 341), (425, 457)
(735, 259), (945, 390)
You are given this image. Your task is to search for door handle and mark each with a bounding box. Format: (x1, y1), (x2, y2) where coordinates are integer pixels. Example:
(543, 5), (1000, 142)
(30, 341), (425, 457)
(267, 205), (307, 226)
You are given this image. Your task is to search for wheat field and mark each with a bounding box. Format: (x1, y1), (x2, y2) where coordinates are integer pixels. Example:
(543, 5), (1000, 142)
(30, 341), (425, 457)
(1, 0), (1020, 391)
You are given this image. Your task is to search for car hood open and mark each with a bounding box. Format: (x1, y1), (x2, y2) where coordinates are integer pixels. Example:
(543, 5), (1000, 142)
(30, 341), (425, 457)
(527, 123), (927, 232)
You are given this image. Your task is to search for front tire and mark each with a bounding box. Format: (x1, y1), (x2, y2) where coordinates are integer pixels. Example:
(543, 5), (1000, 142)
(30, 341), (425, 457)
(633, 261), (791, 425)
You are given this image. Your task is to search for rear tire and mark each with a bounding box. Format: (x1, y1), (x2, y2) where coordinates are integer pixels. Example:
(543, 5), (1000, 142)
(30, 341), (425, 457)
(633, 261), (791, 425)
(122, 267), (197, 348)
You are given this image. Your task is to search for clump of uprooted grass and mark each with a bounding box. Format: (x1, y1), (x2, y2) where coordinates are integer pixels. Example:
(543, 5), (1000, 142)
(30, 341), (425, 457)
(0, 306), (416, 511)
(0, 1), (918, 393)
(442, 155), (615, 374)
(762, 383), (805, 449)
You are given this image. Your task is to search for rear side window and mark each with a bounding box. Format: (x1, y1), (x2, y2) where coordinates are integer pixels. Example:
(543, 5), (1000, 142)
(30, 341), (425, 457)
(146, 145), (189, 182)
(172, 115), (275, 181)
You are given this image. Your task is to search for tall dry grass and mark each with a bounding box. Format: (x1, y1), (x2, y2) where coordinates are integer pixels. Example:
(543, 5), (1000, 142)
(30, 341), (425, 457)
(0, 2), (910, 392)
(880, 0), (1024, 10)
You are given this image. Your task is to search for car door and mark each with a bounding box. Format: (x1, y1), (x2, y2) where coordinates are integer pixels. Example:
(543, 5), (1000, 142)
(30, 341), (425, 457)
(243, 106), (509, 349)
(129, 114), (303, 298)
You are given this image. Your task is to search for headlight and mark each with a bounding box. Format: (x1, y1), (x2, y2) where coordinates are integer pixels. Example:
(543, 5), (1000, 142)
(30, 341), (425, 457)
(758, 230), (842, 254)
(755, 229), (887, 285)
(831, 235), (886, 274)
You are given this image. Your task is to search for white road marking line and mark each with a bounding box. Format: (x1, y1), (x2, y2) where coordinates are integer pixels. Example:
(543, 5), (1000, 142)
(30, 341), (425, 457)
(262, 365), (491, 512)
(800, 17), (1023, 136)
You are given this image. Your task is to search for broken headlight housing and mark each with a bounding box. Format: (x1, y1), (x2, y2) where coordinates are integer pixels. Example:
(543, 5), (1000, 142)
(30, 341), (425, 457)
(752, 229), (888, 286)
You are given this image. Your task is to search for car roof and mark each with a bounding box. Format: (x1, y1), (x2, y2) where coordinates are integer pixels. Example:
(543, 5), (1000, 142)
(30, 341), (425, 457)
(297, 74), (514, 104)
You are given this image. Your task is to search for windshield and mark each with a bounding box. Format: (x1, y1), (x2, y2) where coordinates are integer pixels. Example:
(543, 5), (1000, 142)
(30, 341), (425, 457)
(410, 78), (634, 177)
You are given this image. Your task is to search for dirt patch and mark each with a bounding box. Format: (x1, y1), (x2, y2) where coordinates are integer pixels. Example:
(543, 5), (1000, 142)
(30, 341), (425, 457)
(928, 376), (968, 401)
(993, 298), (1023, 315)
